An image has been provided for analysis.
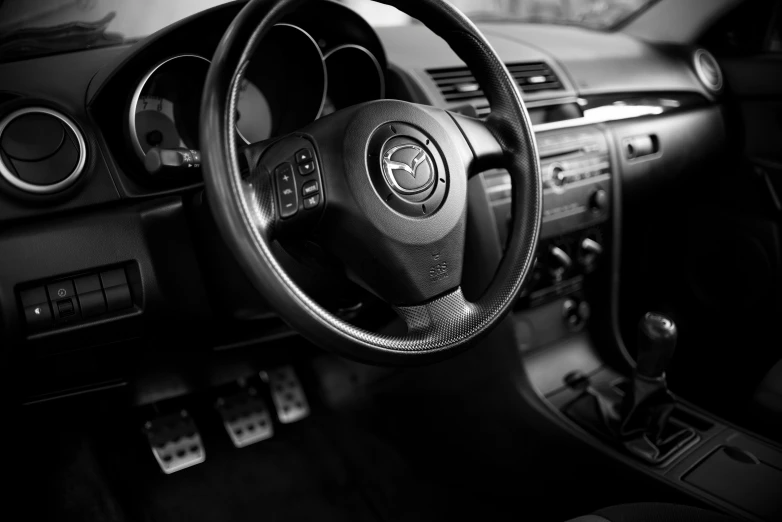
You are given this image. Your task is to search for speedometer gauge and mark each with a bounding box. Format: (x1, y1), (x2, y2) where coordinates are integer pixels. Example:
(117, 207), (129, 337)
(236, 78), (273, 144)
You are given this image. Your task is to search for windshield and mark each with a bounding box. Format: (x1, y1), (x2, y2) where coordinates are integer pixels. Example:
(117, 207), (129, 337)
(0, 0), (657, 63)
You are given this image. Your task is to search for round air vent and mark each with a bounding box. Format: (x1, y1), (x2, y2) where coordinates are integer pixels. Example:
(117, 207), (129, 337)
(0, 107), (87, 194)
(693, 49), (723, 93)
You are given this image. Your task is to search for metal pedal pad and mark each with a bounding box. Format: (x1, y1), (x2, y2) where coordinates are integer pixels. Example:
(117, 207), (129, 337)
(215, 386), (274, 448)
(265, 366), (310, 424)
(143, 409), (205, 474)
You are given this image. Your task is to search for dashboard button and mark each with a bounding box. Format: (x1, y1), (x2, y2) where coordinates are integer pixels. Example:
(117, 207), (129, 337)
(105, 285), (132, 312)
(47, 280), (75, 300)
(56, 298), (76, 319)
(24, 303), (52, 330)
(20, 286), (48, 307)
(78, 290), (106, 318)
(303, 194), (320, 210)
(298, 162), (315, 175)
(302, 180), (319, 197)
(295, 148), (312, 164)
(275, 163), (298, 219)
(74, 274), (101, 294)
(100, 268), (127, 289)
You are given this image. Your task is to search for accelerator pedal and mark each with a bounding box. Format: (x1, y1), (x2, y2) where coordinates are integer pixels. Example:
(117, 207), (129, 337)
(264, 365), (310, 424)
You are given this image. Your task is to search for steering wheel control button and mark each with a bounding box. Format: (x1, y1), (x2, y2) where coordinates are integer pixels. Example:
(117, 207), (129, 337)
(301, 180), (319, 196)
(24, 303), (53, 330)
(78, 291), (107, 318)
(105, 285), (132, 312)
(303, 194), (320, 210)
(47, 280), (75, 301)
(298, 161), (315, 175)
(295, 148), (312, 164)
(265, 366), (310, 424)
(275, 163), (299, 218)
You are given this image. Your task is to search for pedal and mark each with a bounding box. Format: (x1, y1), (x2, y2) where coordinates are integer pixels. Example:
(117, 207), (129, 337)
(264, 366), (310, 424)
(215, 386), (273, 448)
(143, 409), (205, 474)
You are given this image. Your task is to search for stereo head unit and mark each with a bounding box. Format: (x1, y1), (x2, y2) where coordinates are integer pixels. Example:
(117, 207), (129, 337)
(483, 126), (611, 243)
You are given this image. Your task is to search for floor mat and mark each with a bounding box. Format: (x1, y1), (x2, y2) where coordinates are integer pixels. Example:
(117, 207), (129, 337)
(104, 414), (377, 522)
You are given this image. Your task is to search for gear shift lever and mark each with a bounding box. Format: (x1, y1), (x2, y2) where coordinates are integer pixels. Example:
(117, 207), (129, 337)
(618, 312), (697, 464)
(563, 312), (698, 465)
(636, 312), (678, 379)
(620, 312), (677, 438)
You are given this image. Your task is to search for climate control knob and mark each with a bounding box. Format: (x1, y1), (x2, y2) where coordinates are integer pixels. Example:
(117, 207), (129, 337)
(589, 189), (608, 212)
(578, 237), (603, 273)
(547, 245), (572, 283)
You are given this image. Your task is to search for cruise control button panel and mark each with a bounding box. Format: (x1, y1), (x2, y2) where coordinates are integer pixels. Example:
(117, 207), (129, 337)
(267, 138), (324, 226)
(275, 163), (298, 219)
(17, 265), (135, 333)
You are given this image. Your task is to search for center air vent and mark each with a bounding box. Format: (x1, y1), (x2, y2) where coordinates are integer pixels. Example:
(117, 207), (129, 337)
(427, 61), (563, 114)
(0, 107), (86, 194)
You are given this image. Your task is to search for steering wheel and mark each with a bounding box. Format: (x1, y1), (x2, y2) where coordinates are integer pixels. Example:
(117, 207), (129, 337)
(200, 0), (542, 365)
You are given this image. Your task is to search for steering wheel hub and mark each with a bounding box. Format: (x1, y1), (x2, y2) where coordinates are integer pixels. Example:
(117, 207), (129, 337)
(366, 121), (448, 215)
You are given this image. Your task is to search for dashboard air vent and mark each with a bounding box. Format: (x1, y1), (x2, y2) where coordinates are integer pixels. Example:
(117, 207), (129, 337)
(427, 62), (563, 105)
(693, 49), (723, 93)
(0, 107), (86, 194)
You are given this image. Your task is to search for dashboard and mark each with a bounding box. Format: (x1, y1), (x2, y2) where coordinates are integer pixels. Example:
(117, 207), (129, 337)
(0, 0), (727, 402)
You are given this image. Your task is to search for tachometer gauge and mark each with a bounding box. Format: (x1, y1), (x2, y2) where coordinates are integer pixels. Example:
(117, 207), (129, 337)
(129, 54), (210, 161)
(134, 95), (184, 152)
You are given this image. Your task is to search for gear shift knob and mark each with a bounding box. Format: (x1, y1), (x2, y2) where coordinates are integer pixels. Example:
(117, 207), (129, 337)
(636, 312), (677, 379)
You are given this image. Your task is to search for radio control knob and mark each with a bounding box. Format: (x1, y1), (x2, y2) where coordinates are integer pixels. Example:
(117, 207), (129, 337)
(589, 189), (608, 212)
(547, 163), (566, 189)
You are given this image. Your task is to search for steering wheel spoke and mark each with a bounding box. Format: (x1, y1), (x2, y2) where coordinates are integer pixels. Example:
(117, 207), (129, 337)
(396, 286), (476, 336)
(446, 111), (505, 177)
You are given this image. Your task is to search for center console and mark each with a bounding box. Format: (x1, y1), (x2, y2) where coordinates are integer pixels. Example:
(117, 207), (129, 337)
(482, 126), (612, 323)
(508, 118), (782, 521)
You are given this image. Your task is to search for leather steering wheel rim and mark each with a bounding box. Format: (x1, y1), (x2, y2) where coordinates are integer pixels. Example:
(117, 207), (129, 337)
(200, 0), (542, 365)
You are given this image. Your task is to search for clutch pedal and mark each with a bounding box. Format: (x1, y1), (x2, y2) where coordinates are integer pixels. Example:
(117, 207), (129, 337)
(143, 409), (205, 474)
(215, 386), (274, 448)
(264, 366), (310, 424)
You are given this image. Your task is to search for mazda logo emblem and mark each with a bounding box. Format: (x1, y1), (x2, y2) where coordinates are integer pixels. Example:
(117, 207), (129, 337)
(381, 144), (435, 194)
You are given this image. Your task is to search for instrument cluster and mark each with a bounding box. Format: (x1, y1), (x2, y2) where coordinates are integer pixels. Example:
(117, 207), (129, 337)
(128, 23), (385, 164)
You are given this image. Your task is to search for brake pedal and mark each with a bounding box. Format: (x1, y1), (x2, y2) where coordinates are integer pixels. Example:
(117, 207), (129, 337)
(143, 409), (205, 474)
(265, 366), (310, 424)
(215, 386), (274, 448)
